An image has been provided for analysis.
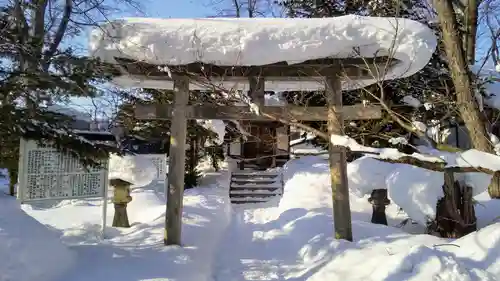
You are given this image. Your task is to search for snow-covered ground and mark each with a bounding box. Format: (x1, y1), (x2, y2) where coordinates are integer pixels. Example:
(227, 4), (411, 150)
(0, 191), (76, 281)
(3, 151), (500, 281)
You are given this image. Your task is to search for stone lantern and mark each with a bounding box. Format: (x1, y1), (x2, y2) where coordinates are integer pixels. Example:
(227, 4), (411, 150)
(110, 178), (133, 228)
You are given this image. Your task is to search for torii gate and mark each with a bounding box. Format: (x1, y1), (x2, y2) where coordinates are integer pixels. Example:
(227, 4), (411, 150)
(114, 57), (386, 244)
(89, 16), (437, 246)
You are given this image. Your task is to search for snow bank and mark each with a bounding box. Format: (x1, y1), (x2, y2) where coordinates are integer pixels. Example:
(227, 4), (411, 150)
(289, 150), (498, 227)
(108, 154), (157, 187)
(386, 165), (444, 225)
(226, 155), (498, 281)
(449, 223), (500, 277)
(347, 150), (497, 226)
(311, 241), (495, 281)
(347, 156), (396, 197)
(348, 156), (446, 225)
(0, 196), (75, 281)
(90, 15), (437, 90)
(282, 156), (441, 225)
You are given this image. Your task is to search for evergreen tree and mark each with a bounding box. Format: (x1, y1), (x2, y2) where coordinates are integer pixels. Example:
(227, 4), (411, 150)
(116, 88), (225, 188)
(0, 1), (139, 194)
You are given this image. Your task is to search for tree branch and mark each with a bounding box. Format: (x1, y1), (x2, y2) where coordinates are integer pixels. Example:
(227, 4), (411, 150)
(44, 0), (73, 65)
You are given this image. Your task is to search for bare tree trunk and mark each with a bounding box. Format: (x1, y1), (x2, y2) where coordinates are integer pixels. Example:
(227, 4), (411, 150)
(433, 0), (493, 153)
(433, 169), (476, 238)
(233, 0), (241, 17)
(434, 0), (500, 199)
(489, 171), (500, 199)
(464, 0), (478, 64)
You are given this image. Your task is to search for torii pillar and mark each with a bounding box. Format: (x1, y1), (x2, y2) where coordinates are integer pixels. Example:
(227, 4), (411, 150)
(164, 76), (189, 246)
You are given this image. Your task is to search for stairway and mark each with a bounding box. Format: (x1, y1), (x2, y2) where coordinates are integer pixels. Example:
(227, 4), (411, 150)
(229, 170), (283, 204)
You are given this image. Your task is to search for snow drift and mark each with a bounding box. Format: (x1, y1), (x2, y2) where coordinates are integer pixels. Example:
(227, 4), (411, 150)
(0, 196), (75, 281)
(211, 155), (500, 281)
(274, 156), (500, 281)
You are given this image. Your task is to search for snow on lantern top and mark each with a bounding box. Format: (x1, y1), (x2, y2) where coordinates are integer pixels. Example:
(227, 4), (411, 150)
(108, 154), (157, 188)
(89, 15), (437, 89)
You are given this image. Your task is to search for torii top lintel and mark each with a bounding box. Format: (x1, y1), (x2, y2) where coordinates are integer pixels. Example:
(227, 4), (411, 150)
(89, 15), (437, 90)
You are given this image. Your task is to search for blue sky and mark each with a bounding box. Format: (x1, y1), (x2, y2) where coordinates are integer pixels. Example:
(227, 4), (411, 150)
(144, 0), (212, 18)
(68, 0), (215, 117)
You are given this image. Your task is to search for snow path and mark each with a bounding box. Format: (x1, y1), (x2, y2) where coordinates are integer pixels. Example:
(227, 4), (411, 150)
(50, 186), (230, 281)
(214, 206), (286, 281)
(37, 164), (233, 281)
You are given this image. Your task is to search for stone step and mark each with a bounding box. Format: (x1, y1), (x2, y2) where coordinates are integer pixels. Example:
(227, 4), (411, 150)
(230, 198), (270, 203)
(231, 178), (278, 184)
(231, 171), (279, 177)
(229, 169), (283, 205)
(231, 201), (269, 204)
(230, 189), (280, 194)
(230, 190), (282, 196)
(230, 183), (282, 189)
(230, 193), (281, 199)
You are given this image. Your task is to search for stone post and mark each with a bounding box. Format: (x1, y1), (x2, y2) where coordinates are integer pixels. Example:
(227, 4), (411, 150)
(368, 189), (390, 225)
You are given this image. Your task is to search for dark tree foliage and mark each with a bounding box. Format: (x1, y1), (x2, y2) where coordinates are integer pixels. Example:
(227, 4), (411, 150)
(0, 2), (129, 173)
(116, 88), (225, 188)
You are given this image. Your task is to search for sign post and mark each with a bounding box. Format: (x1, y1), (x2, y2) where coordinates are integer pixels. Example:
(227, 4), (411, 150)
(17, 138), (110, 238)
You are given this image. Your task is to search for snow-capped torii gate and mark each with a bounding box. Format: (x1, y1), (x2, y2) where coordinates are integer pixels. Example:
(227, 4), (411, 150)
(89, 16), (438, 245)
(124, 57), (385, 245)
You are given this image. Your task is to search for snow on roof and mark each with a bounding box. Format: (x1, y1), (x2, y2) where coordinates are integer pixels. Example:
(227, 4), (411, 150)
(471, 64), (500, 109)
(45, 104), (92, 122)
(90, 15), (437, 91)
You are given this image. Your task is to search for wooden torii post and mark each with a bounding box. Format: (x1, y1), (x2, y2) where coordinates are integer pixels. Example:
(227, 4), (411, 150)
(111, 57), (391, 245)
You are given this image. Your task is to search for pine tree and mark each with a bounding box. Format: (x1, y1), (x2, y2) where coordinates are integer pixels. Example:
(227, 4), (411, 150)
(116, 88), (224, 188)
(0, 1), (139, 194)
